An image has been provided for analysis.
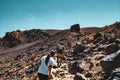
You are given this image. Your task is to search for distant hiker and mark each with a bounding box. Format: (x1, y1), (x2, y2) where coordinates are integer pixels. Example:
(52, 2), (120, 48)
(56, 42), (64, 66)
(38, 50), (56, 80)
(72, 42), (85, 57)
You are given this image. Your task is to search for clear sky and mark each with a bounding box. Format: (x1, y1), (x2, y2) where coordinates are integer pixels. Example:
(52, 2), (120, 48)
(0, 0), (120, 37)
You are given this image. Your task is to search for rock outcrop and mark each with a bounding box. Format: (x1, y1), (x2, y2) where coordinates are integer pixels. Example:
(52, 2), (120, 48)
(0, 22), (120, 80)
(0, 29), (51, 48)
(100, 50), (120, 78)
(70, 24), (80, 33)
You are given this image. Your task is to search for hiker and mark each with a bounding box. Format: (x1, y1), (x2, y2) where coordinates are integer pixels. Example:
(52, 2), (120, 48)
(56, 42), (64, 66)
(72, 42), (85, 57)
(37, 50), (56, 80)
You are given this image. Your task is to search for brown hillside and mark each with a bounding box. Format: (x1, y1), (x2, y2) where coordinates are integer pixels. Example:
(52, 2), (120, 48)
(0, 29), (51, 50)
(0, 22), (120, 80)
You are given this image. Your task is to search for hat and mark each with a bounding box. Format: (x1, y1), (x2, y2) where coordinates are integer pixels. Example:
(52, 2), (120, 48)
(50, 50), (55, 55)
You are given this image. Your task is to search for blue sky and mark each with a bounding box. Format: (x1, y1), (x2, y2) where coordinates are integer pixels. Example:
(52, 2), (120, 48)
(0, 0), (120, 37)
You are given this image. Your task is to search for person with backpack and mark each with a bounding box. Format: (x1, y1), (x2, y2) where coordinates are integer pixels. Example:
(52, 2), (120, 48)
(56, 42), (64, 67)
(37, 50), (56, 80)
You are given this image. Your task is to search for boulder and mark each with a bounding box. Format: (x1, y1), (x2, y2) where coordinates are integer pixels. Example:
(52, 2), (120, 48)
(15, 55), (22, 60)
(39, 47), (44, 51)
(74, 73), (87, 80)
(100, 50), (120, 77)
(70, 24), (80, 33)
(73, 44), (85, 54)
(69, 61), (84, 74)
(105, 44), (119, 55)
(94, 32), (102, 39)
(79, 61), (93, 70)
(85, 72), (93, 77)
(107, 68), (120, 80)
(1, 29), (51, 48)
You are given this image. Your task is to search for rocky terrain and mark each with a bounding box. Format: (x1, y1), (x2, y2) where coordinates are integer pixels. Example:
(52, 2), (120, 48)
(0, 22), (120, 80)
(0, 29), (51, 49)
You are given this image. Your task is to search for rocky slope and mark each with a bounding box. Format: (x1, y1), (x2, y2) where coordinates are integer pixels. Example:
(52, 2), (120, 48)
(0, 22), (120, 80)
(0, 29), (51, 49)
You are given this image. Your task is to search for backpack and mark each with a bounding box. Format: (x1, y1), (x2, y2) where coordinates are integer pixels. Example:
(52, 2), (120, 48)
(57, 44), (64, 53)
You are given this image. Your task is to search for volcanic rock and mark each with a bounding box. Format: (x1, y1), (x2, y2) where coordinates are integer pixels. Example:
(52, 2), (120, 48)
(70, 24), (80, 33)
(100, 50), (120, 77)
(69, 61), (84, 74)
(0, 22), (120, 80)
(107, 67), (120, 80)
(0, 29), (51, 48)
(104, 43), (119, 55)
(94, 32), (102, 40)
(72, 43), (85, 55)
(107, 38), (116, 43)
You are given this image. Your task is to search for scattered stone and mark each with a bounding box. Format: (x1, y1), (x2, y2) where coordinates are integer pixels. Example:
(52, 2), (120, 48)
(39, 47), (44, 51)
(94, 32), (102, 40)
(104, 43), (119, 55)
(101, 50), (120, 77)
(0, 22), (120, 80)
(72, 43), (85, 56)
(15, 55), (22, 60)
(80, 61), (93, 70)
(107, 38), (116, 43)
(74, 73), (87, 80)
(85, 72), (93, 77)
(69, 61), (84, 74)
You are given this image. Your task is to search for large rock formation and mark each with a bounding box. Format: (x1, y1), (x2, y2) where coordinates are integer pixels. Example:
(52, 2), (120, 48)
(100, 50), (120, 78)
(69, 61), (84, 74)
(0, 29), (51, 48)
(70, 24), (80, 33)
(2, 32), (21, 48)
(0, 22), (120, 80)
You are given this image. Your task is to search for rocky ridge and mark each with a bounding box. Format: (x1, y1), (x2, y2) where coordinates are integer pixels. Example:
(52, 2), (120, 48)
(0, 29), (51, 49)
(0, 22), (120, 80)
